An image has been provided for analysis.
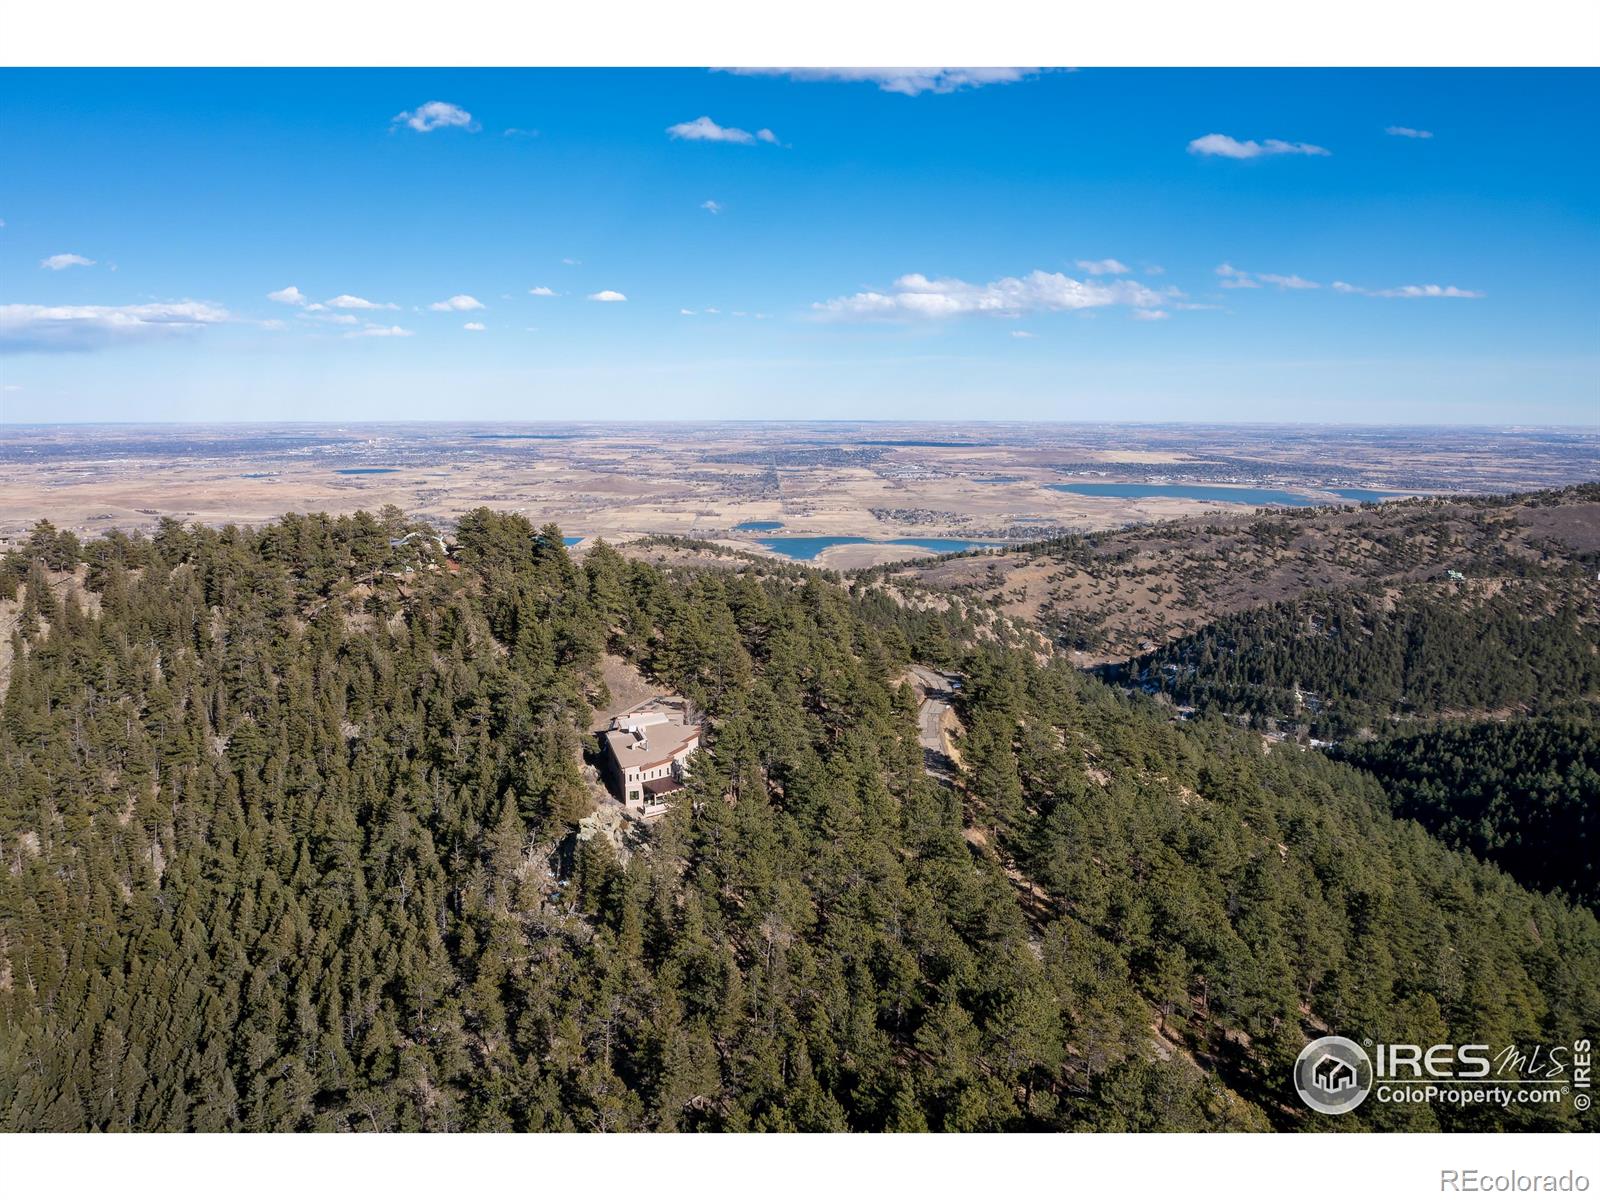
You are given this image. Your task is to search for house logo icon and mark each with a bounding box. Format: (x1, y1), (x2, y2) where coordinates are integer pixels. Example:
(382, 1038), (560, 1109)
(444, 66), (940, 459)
(1313, 1054), (1357, 1093)
(1294, 1036), (1373, 1115)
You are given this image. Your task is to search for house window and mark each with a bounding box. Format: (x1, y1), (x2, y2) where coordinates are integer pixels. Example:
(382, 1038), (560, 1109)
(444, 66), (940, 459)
(629, 789), (640, 802)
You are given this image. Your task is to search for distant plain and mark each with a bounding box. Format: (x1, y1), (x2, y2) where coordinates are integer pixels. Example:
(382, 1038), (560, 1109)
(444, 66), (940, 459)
(1, 422), (1594, 569)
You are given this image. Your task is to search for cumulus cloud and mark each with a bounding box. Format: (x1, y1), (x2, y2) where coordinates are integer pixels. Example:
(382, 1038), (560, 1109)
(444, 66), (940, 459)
(345, 324), (414, 338)
(429, 294), (485, 312)
(1188, 134), (1330, 159)
(1333, 281), (1484, 298)
(701, 199), (723, 215)
(667, 116), (777, 145)
(392, 101), (477, 133)
(41, 253), (95, 270)
(462, 321), (486, 331)
(588, 290), (627, 303)
(328, 294), (397, 310)
(813, 269), (1169, 320)
(1386, 126), (1433, 139)
(0, 301), (229, 351)
(1075, 258), (1130, 276)
(729, 68), (1037, 96)
(528, 286), (557, 297)
(274, 287), (404, 311)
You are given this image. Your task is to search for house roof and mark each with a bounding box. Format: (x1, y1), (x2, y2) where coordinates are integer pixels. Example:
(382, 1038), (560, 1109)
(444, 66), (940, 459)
(604, 717), (699, 772)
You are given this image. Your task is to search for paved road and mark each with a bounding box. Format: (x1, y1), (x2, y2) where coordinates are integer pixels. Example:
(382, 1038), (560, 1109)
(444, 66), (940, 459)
(908, 664), (961, 779)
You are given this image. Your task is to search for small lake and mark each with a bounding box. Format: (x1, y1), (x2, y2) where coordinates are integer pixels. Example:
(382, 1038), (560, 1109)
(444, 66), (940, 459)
(756, 536), (999, 561)
(562, 537), (584, 546)
(1328, 488), (1418, 503)
(1050, 482), (1320, 507)
(857, 439), (991, 448)
(467, 438), (582, 448)
(335, 467), (399, 475)
(734, 520), (784, 531)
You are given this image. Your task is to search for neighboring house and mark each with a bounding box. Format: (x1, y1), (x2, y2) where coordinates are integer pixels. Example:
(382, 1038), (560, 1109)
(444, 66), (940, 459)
(601, 698), (701, 818)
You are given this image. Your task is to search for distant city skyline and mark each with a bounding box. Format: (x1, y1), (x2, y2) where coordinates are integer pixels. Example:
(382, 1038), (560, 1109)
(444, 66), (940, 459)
(1, 68), (1596, 425)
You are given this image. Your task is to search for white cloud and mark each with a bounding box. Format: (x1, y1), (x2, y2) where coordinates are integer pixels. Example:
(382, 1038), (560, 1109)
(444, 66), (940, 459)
(503, 127), (539, 138)
(667, 116), (777, 145)
(463, 321), (486, 331)
(813, 269), (1169, 320)
(1215, 263), (1261, 289)
(1132, 309), (1171, 321)
(1075, 258), (1130, 276)
(1386, 126), (1434, 139)
(41, 253), (95, 270)
(1256, 272), (1319, 290)
(729, 68), (1037, 96)
(1216, 264), (1319, 290)
(429, 294), (485, 312)
(345, 324), (414, 338)
(701, 199), (723, 215)
(275, 287), (408, 312)
(680, 308), (698, 316)
(1188, 134), (1330, 159)
(298, 311), (360, 326)
(328, 294), (397, 310)
(1334, 281), (1484, 299)
(0, 300), (228, 351)
(562, 257), (581, 266)
(1382, 284), (1483, 299)
(528, 286), (557, 297)
(588, 290), (627, 303)
(1010, 329), (1037, 338)
(392, 101), (477, 133)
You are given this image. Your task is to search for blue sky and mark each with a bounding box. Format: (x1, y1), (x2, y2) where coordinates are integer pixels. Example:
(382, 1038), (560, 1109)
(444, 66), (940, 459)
(1, 67), (1596, 424)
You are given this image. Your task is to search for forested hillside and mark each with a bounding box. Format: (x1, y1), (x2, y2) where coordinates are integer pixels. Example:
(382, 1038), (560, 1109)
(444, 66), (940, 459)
(1335, 719), (1598, 908)
(0, 511), (1596, 1132)
(1110, 580), (1599, 738)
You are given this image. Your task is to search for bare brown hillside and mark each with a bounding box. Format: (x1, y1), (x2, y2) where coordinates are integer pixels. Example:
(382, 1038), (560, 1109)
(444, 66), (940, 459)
(879, 487), (1600, 664)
